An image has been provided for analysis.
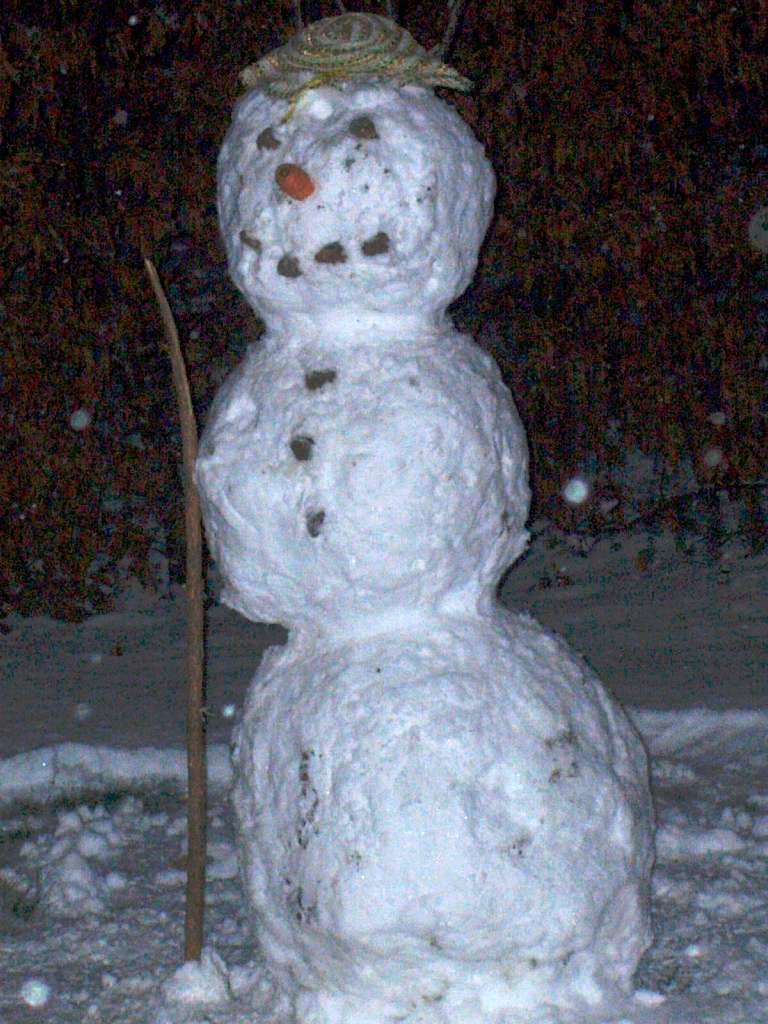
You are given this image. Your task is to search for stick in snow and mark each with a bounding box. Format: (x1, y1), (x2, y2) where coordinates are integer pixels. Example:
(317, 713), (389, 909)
(144, 257), (207, 963)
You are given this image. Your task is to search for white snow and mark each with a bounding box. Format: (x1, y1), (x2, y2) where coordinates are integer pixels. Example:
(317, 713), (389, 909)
(202, 79), (520, 637)
(230, 610), (653, 1022)
(161, 948), (231, 1006)
(0, 742), (232, 810)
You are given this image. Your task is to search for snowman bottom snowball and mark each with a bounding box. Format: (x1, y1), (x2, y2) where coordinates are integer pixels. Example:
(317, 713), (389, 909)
(233, 610), (655, 1024)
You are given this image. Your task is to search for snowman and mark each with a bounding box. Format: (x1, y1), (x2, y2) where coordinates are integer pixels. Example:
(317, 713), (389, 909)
(196, 13), (654, 1024)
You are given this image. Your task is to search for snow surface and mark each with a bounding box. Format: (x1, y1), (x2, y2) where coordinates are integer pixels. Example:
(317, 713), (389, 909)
(1, 526), (767, 1023)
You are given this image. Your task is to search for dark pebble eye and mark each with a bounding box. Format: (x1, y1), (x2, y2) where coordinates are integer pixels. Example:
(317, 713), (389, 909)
(240, 230), (262, 253)
(361, 231), (390, 256)
(277, 255), (302, 277)
(305, 369), (337, 390)
(314, 241), (347, 264)
(349, 116), (378, 140)
(306, 510), (325, 537)
(290, 435), (315, 461)
(257, 126), (280, 150)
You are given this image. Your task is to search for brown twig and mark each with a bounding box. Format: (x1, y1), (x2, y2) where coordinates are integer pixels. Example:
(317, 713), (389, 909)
(437, 0), (467, 59)
(143, 257), (207, 964)
(293, 0), (303, 31)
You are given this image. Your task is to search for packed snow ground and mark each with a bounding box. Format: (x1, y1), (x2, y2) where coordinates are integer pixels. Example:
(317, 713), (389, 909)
(1, 515), (767, 1024)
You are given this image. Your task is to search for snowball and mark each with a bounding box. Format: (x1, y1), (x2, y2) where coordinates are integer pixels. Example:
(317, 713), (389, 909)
(233, 610), (654, 1021)
(161, 948), (230, 1007)
(217, 82), (495, 328)
(197, 330), (529, 633)
(69, 408), (92, 431)
(20, 978), (51, 1007)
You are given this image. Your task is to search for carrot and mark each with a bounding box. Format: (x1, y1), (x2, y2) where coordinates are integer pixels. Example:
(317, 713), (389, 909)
(275, 163), (315, 200)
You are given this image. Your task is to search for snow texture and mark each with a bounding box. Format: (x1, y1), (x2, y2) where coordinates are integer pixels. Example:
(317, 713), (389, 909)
(162, 948), (231, 1006)
(197, 80), (656, 1023)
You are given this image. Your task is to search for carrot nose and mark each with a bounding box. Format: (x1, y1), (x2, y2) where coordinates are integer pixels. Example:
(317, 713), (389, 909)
(275, 163), (315, 201)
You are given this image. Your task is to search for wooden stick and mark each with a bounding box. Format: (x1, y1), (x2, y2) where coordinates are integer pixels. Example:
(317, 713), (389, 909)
(293, 0), (303, 31)
(438, 0), (467, 59)
(144, 257), (207, 963)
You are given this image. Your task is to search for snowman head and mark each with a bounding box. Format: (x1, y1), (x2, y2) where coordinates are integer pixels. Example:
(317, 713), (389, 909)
(217, 15), (495, 330)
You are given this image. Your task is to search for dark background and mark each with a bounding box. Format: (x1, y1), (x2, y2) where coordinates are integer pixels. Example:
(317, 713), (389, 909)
(1, 0), (766, 620)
